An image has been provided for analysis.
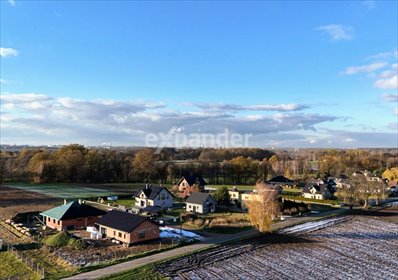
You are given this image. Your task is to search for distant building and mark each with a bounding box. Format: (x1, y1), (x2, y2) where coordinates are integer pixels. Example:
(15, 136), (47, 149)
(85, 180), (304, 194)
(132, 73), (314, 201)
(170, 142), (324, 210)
(96, 210), (159, 246)
(268, 175), (294, 187)
(241, 192), (259, 210)
(186, 192), (216, 214)
(302, 182), (334, 200)
(40, 201), (106, 231)
(176, 175), (206, 198)
(134, 185), (174, 209)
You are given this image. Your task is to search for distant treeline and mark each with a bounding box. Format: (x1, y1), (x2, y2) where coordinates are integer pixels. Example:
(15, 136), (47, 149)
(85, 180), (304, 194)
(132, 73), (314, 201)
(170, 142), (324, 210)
(0, 145), (397, 185)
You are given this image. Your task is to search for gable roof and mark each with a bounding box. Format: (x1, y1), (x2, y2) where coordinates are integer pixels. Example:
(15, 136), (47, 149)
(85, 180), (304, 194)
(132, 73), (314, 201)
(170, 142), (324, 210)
(135, 185), (173, 200)
(186, 192), (215, 205)
(40, 201), (106, 220)
(178, 175), (206, 186)
(96, 210), (152, 233)
(268, 176), (293, 184)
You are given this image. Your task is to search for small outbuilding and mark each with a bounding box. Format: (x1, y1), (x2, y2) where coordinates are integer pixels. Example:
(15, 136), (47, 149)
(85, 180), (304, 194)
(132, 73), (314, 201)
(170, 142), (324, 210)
(186, 192), (216, 214)
(96, 210), (159, 246)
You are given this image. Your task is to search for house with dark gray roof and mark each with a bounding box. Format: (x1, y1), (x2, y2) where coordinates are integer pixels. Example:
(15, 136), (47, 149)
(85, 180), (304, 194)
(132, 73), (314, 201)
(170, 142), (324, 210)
(40, 201), (106, 231)
(268, 175), (294, 186)
(134, 184), (174, 209)
(96, 210), (159, 245)
(186, 192), (216, 214)
(302, 182), (334, 200)
(176, 175), (207, 198)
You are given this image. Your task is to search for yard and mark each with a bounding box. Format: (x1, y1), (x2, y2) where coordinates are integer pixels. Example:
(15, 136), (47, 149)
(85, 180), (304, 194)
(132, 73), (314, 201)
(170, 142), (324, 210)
(183, 212), (252, 233)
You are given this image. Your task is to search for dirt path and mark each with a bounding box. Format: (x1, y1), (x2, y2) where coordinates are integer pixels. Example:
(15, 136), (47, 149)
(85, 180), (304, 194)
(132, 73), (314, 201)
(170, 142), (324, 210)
(63, 208), (347, 280)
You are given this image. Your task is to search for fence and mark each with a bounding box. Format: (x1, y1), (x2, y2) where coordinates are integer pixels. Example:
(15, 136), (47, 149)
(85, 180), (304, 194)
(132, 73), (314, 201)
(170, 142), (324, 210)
(2, 241), (45, 279)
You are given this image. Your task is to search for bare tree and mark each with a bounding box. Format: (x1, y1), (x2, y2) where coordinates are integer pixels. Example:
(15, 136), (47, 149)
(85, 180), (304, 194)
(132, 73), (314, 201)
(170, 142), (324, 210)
(246, 181), (280, 233)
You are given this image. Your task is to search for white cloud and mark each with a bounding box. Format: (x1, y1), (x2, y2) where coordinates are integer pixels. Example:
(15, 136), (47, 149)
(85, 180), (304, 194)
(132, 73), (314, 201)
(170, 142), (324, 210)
(375, 75), (398, 89)
(194, 103), (309, 112)
(0, 79), (7, 84)
(315, 24), (353, 41)
(343, 62), (387, 75)
(367, 50), (398, 60)
(8, 0), (15, 6)
(0, 47), (18, 57)
(0, 93), (340, 147)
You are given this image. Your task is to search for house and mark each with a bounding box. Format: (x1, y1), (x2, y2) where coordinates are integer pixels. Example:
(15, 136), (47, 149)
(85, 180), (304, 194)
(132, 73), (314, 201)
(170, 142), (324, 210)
(240, 191), (259, 210)
(186, 192), (216, 214)
(302, 182), (334, 200)
(96, 210), (159, 246)
(176, 175), (206, 198)
(228, 187), (244, 204)
(268, 175), (294, 187)
(134, 185), (174, 210)
(40, 200), (106, 231)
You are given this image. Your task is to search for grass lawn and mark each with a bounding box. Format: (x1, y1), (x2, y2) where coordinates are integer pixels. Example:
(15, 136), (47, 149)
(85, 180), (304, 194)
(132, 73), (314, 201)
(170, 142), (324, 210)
(0, 252), (41, 280)
(99, 264), (166, 280)
(207, 185), (254, 191)
(115, 199), (136, 207)
(183, 212), (252, 233)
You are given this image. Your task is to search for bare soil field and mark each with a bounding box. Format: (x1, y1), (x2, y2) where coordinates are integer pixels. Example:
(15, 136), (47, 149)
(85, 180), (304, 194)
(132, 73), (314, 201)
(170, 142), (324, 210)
(0, 186), (61, 219)
(157, 211), (398, 280)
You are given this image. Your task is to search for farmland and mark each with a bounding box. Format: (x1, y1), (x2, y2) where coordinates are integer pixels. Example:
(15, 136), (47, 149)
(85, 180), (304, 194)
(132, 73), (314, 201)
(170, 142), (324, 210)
(3, 183), (138, 199)
(157, 212), (398, 280)
(0, 186), (61, 219)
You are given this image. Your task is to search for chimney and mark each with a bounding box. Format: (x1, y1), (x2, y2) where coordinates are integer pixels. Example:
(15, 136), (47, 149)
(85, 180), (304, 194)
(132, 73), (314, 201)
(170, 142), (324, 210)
(64, 199), (67, 205)
(78, 199), (82, 205)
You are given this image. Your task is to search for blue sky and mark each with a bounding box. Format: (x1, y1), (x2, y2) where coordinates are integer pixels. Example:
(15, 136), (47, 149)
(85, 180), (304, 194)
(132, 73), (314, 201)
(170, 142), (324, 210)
(1, 0), (397, 148)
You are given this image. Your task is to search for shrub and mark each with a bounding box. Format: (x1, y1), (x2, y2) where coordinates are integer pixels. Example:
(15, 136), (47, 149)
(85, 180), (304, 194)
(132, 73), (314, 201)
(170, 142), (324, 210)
(44, 231), (70, 247)
(44, 231), (87, 249)
(67, 238), (87, 250)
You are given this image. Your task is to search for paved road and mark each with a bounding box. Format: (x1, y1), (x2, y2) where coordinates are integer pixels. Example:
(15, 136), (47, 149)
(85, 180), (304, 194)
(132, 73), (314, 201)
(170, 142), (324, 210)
(63, 208), (347, 280)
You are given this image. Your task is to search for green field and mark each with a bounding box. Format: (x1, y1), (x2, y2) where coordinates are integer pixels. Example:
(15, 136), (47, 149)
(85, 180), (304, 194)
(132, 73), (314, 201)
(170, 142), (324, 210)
(0, 252), (41, 280)
(207, 185), (254, 191)
(4, 183), (139, 199)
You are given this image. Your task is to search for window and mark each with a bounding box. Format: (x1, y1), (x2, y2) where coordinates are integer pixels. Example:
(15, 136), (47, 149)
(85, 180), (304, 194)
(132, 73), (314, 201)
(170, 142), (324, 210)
(138, 232), (145, 239)
(118, 232), (122, 238)
(47, 217), (50, 222)
(113, 231), (116, 236)
(57, 220), (60, 225)
(124, 234), (126, 239)
(53, 219), (55, 223)
(161, 194), (165, 200)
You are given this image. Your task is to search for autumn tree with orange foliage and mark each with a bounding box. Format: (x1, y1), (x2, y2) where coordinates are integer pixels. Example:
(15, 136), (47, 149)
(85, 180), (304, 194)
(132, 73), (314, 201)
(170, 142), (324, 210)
(246, 181), (280, 233)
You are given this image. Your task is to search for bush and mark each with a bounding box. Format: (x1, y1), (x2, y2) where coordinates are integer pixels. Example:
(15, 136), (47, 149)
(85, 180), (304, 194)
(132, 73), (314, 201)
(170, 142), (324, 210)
(44, 231), (87, 249)
(67, 238), (87, 250)
(44, 231), (70, 247)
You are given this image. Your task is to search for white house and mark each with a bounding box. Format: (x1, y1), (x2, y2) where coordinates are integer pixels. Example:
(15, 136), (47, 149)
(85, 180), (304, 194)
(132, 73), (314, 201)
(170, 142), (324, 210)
(186, 192), (216, 214)
(303, 182), (333, 200)
(134, 185), (174, 210)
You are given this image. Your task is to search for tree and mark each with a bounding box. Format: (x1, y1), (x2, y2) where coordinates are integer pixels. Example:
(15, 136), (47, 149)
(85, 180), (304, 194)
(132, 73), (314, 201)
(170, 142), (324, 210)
(246, 181), (280, 233)
(382, 168), (398, 181)
(132, 148), (158, 182)
(213, 186), (230, 207)
(337, 174), (363, 210)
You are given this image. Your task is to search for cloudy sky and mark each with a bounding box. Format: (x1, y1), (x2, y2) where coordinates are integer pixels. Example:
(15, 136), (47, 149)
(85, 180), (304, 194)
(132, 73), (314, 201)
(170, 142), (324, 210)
(1, 1), (397, 148)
